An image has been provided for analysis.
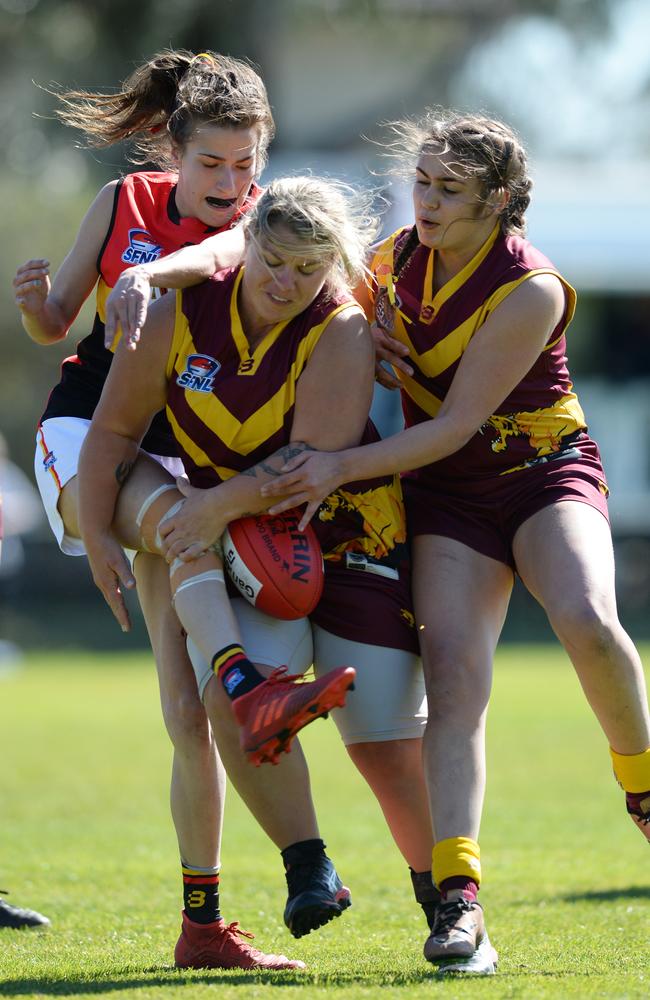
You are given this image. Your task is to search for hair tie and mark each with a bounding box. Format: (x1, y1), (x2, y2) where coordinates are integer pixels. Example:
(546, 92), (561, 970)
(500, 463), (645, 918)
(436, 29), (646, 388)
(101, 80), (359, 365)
(192, 52), (217, 67)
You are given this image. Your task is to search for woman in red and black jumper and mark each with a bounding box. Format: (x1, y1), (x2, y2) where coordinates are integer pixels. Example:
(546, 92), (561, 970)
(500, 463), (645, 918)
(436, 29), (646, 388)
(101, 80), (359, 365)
(13, 49), (312, 970)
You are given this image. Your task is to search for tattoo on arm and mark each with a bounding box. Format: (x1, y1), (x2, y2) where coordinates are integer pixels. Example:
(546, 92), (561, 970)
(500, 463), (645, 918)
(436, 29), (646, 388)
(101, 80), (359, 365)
(241, 442), (315, 479)
(115, 460), (135, 486)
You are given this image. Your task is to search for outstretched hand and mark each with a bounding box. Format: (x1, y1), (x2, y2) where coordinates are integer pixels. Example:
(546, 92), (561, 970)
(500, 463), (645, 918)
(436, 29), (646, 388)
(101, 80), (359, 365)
(13, 259), (51, 316)
(260, 451), (343, 530)
(104, 267), (152, 350)
(371, 322), (413, 389)
(159, 479), (226, 563)
(85, 533), (135, 632)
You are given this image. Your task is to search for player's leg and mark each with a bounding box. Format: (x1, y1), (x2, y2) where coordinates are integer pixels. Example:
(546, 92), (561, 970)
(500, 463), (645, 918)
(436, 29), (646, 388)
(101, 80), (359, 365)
(192, 600), (353, 939)
(513, 500), (650, 841)
(312, 631), (431, 872)
(35, 426), (303, 968)
(412, 534), (511, 967)
(110, 496), (307, 967)
(57, 454), (226, 867)
(311, 625), (438, 919)
(43, 437), (223, 856)
(133, 553), (224, 864)
(108, 452), (355, 765)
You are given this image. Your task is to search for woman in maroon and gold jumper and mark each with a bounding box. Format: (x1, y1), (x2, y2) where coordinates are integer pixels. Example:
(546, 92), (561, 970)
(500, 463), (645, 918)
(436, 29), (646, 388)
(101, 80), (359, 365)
(261, 111), (650, 970)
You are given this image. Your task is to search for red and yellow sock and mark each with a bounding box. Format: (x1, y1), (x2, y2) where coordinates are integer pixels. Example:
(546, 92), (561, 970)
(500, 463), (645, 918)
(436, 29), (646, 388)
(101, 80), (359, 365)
(212, 644), (264, 701)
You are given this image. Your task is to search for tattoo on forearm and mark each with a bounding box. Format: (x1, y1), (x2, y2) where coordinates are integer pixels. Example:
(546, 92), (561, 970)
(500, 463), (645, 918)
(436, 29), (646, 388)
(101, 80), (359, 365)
(280, 442), (315, 463)
(241, 442), (315, 480)
(115, 460), (135, 486)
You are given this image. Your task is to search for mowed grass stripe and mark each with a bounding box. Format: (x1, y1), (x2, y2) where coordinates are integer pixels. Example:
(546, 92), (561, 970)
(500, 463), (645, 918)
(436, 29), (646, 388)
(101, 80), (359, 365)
(0, 646), (648, 999)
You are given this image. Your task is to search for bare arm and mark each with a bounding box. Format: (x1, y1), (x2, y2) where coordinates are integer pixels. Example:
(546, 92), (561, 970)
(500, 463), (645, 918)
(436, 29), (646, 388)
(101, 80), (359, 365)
(13, 182), (117, 345)
(77, 292), (175, 627)
(104, 226), (247, 349)
(160, 306), (375, 561)
(261, 274), (567, 524)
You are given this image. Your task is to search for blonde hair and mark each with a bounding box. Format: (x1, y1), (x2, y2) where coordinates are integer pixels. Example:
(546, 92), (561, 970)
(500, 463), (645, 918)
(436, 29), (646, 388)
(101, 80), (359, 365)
(243, 176), (381, 295)
(384, 108), (532, 236)
(52, 48), (274, 172)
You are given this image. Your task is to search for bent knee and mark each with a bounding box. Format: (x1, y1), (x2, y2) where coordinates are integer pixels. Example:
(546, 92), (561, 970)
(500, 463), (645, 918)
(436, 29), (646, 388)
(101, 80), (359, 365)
(421, 642), (492, 715)
(161, 692), (212, 750)
(549, 600), (621, 657)
(348, 738), (423, 788)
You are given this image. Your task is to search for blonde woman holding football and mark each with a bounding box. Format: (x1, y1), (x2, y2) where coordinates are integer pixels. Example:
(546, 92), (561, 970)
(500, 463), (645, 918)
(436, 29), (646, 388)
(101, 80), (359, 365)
(78, 175), (445, 951)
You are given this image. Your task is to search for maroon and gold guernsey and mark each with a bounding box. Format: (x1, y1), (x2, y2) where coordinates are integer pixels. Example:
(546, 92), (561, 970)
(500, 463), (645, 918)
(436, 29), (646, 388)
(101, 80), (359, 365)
(371, 224), (588, 480)
(166, 266), (408, 568)
(41, 171), (260, 455)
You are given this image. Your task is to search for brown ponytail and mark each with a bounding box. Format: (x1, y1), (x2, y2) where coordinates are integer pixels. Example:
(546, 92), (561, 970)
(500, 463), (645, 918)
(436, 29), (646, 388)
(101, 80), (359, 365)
(51, 48), (274, 172)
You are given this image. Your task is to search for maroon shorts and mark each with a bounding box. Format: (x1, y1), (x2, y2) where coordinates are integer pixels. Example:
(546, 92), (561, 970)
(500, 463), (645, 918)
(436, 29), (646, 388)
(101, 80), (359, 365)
(403, 435), (609, 570)
(312, 559), (419, 654)
(225, 555), (419, 655)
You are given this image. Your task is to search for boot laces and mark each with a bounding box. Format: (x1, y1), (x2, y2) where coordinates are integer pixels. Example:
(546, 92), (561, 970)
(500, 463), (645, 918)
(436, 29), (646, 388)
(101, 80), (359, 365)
(434, 897), (475, 934)
(265, 667), (306, 689)
(223, 920), (255, 941)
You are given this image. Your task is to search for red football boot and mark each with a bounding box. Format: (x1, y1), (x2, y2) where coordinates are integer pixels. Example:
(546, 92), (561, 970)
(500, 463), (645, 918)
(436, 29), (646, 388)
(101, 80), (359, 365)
(174, 911), (306, 970)
(232, 666), (356, 766)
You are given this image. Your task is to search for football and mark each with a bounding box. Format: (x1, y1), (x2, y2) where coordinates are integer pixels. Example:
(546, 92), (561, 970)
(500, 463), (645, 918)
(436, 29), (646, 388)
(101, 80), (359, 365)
(221, 509), (324, 620)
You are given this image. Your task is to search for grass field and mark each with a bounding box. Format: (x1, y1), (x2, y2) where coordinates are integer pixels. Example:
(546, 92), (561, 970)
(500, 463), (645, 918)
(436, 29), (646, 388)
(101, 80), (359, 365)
(0, 645), (648, 999)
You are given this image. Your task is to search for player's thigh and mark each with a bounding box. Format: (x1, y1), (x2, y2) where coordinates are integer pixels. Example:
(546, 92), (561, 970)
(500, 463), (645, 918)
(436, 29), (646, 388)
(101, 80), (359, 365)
(312, 625), (426, 745)
(513, 500), (617, 620)
(412, 533), (513, 692)
(35, 416), (183, 554)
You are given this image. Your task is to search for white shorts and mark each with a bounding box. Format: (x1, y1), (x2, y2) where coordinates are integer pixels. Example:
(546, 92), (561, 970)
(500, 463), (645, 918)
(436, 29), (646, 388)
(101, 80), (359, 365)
(188, 597), (427, 745)
(35, 416), (184, 557)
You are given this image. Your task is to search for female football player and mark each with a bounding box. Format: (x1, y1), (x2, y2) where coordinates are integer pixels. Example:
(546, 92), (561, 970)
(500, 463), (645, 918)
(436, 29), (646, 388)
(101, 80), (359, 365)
(78, 175), (446, 954)
(13, 49), (307, 970)
(259, 110), (650, 970)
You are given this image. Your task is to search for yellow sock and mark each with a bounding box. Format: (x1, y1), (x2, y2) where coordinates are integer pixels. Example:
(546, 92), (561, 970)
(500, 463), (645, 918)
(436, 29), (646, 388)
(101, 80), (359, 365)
(610, 746), (650, 793)
(432, 836), (481, 888)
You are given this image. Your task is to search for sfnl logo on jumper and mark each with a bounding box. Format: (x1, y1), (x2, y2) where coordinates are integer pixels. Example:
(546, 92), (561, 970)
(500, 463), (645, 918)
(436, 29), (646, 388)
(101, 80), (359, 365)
(121, 228), (163, 265)
(177, 354), (221, 392)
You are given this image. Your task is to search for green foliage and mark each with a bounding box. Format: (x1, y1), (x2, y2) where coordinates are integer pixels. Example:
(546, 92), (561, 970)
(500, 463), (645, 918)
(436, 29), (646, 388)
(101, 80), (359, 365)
(0, 645), (648, 998)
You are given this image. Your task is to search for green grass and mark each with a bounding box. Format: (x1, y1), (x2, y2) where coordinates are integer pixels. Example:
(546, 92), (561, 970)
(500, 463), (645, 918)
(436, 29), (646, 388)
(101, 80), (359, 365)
(0, 645), (648, 999)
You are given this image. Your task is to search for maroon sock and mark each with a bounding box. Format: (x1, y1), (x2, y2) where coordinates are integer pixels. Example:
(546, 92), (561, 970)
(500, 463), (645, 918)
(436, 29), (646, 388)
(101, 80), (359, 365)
(626, 790), (650, 818)
(439, 876), (479, 902)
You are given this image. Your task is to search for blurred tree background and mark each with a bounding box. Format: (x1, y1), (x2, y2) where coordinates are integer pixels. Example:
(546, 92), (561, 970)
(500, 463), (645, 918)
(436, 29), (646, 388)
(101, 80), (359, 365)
(1, 0), (649, 646)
